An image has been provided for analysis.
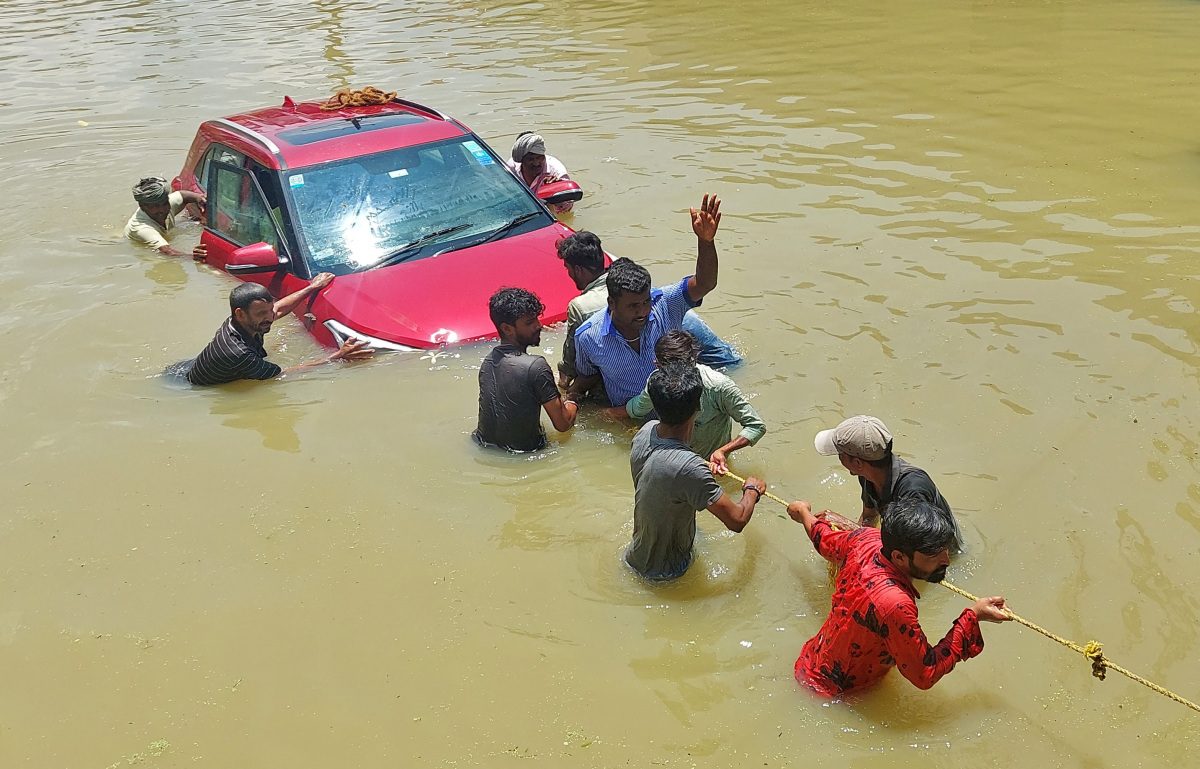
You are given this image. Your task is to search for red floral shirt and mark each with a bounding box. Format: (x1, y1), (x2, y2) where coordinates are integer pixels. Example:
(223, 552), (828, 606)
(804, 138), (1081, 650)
(795, 521), (984, 696)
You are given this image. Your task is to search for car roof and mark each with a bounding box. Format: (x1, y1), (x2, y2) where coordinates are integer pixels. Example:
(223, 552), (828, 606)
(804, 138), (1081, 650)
(212, 97), (471, 170)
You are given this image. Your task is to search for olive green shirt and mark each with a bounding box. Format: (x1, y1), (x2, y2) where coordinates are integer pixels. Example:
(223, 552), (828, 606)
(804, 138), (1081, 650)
(559, 273), (609, 379)
(626, 364), (767, 460)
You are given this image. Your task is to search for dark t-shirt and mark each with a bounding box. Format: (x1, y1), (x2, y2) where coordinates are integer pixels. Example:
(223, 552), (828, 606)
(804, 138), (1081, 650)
(625, 421), (724, 580)
(474, 345), (560, 452)
(859, 455), (965, 551)
(183, 318), (282, 386)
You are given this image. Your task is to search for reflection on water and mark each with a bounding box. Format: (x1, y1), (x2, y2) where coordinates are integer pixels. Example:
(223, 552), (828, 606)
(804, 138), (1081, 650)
(207, 384), (310, 453)
(2, 0), (1200, 765)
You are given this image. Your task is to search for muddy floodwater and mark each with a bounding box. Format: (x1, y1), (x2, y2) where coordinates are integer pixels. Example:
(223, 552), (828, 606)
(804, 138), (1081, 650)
(3, 0), (1200, 766)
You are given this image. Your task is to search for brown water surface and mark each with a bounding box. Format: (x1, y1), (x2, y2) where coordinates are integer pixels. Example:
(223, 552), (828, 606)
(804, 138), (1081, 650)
(2, 0), (1199, 766)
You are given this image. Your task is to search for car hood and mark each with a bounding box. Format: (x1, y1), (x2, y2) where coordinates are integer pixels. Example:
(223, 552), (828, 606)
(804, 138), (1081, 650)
(315, 224), (577, 349)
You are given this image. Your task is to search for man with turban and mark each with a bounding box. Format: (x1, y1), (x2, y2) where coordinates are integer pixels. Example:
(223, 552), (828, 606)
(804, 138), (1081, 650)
(124, 176), (207, 256)
(504, 132), (574, 214)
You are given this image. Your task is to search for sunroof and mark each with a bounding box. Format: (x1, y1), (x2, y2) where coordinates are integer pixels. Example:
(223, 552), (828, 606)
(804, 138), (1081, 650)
(276, 113), (427, 146)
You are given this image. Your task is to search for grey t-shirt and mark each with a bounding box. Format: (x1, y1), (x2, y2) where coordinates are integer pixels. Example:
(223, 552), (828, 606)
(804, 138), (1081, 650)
(626, 421), (724, 580)
(474, 345), (560, 452)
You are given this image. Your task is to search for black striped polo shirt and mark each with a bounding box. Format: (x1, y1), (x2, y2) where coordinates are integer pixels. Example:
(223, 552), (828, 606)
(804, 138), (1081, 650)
(184, 317), (282, 386)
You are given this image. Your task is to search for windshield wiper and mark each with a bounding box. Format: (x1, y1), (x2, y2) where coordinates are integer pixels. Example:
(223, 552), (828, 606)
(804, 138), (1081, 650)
(477, 212), (542, 245)
(438, 212), (543, 257)
(369, 223), (472, 270)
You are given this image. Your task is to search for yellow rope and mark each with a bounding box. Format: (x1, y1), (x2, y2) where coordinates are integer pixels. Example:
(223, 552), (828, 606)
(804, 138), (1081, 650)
(722, 470), (1200, 714)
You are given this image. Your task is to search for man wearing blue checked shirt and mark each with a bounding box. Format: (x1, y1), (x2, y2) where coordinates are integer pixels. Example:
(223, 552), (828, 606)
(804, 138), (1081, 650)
(568, 194), (725, 407)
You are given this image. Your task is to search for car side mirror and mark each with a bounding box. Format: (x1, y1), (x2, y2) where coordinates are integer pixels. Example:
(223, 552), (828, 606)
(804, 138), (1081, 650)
(537, 179), (583, 207)
(225, 242), (288, 275)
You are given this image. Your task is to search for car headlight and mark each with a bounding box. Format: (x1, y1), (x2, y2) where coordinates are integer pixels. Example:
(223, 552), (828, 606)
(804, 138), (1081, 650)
(324, 319), (418, 352)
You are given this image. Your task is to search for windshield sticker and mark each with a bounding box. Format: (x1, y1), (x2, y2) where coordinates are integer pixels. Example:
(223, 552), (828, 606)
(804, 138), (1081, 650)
(388, 169), (409, 178)
(289, 174), (305, 188)
(462, 140), (495, 166)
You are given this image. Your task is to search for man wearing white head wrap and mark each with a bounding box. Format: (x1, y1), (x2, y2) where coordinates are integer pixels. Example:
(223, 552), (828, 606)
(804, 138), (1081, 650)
(124, 175), (207, 256)
(504, 131), (575, 213)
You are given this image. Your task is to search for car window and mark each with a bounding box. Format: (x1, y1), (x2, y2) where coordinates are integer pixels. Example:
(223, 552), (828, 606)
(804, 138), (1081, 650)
(195, 143), (244, 193)
(285, 136), (544, 274)
(208, 161), (284, 255)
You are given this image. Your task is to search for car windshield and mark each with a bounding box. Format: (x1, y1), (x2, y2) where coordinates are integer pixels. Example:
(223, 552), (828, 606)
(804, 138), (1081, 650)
(284, 136), (545, 273)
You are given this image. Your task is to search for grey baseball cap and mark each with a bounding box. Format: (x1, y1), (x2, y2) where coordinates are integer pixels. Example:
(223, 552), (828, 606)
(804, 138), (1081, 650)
(814, 415), (893, 461)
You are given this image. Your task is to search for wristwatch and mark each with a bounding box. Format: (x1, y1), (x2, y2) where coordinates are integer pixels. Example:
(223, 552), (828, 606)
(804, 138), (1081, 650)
(742, 484), (762, 498)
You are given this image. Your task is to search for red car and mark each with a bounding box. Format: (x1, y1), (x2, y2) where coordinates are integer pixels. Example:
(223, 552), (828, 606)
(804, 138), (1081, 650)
(174, 95), (584, 350)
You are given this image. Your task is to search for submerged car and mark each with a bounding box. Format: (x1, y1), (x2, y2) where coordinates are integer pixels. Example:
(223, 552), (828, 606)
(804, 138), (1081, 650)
(174, 95), (583, 350)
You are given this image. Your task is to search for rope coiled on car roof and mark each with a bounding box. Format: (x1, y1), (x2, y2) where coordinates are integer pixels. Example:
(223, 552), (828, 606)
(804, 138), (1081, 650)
(320, 86), (398, 111)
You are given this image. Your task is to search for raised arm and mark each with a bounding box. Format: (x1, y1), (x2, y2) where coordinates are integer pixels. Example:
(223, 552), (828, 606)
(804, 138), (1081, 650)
(273, 273), (333, 320)
(685, 194), (722, 304)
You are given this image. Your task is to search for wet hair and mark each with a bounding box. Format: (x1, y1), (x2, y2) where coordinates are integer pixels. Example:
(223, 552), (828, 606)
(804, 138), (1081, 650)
(556, 231), (605, 273)
(488, 287), (544, 332)
(880, 497), (955, 560)
(647, 363), (702, 426)
(654, 330), (700, 366)
(230, 282), (274, 315)
(606, 257), (651, 301)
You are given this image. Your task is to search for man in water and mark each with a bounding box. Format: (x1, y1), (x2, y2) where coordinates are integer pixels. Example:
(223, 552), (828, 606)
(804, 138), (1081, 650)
(554, 230), (741, 390)
(785, 496), (1010, 695)
(569, 194), (734, 407)
(505, 132), (574, 214)
(622, 330), (765, 474)
(626, 363), (765, 580)
(180, 277), (372, 386)
(124, 176), (207, 257)
(474, 287), (578, 452)
(814, 415), (964, 551)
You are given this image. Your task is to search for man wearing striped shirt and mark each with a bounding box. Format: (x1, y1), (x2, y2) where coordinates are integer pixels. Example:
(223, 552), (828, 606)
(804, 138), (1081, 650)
(181, 277), (372, 386)
(568, 194), (725, 407)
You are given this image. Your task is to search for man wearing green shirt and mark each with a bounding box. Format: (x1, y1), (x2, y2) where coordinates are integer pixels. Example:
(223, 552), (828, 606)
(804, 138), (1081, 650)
(620, 330), (766, 475)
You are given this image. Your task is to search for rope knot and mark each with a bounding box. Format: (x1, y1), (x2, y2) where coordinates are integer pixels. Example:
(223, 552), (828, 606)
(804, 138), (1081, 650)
(1084, 640), (1107, 681)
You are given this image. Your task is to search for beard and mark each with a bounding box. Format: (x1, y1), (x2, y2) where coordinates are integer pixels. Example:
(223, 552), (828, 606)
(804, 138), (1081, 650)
(917, 564), (948, 583)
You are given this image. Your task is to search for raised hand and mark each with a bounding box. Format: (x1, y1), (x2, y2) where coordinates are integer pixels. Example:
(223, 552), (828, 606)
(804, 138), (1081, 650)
(310, 272), (335, 291)
(690, 194), (722, 243)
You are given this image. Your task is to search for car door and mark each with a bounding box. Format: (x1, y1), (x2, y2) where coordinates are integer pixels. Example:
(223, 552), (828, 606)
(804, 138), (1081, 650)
(201, 160), (307, 305)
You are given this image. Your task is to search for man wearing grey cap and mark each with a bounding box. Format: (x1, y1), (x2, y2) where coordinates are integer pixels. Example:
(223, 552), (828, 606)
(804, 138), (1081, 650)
(124, 176), (206, 256)
(814, 415), (964, 551)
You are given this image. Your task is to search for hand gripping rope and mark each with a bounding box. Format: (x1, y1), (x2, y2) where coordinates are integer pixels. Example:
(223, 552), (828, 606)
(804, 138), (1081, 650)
(722, 470), (1200, 714)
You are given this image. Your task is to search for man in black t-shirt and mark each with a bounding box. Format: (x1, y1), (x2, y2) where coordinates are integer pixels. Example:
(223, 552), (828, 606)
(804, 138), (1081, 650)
(813, 415), (964, 552)
(181, 278), (372, 386)
(474, 288), (578, 451)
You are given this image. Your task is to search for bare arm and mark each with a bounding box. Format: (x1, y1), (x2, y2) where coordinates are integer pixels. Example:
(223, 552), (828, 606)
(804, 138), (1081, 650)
(567, 373), (602, 402)
(281, 337), (373, 375)
(542, 396), (579, 433)
(708, 436), (751, 476)
(273, 273), (333, 320)
(707, 475), (763, 533)
(860, 504), (880, 528)
(157, 244), (189, 257)
(685, 194), (722, 303)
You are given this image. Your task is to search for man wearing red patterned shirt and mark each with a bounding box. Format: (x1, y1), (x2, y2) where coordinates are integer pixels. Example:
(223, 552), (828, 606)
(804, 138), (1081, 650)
(785, 496), (1010, 696)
